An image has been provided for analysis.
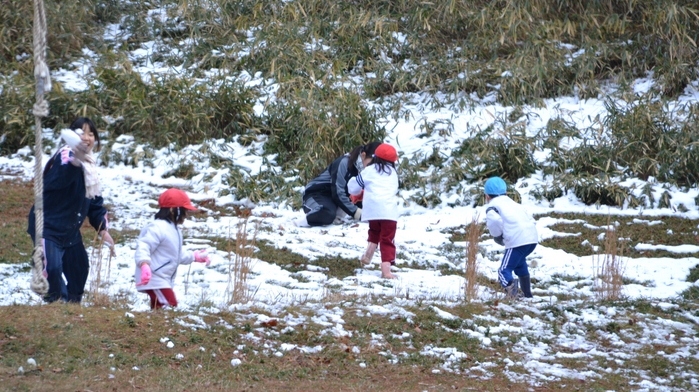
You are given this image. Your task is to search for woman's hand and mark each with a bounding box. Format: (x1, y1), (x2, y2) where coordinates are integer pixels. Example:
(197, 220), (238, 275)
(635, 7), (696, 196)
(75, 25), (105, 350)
(101, 230), (116, 257)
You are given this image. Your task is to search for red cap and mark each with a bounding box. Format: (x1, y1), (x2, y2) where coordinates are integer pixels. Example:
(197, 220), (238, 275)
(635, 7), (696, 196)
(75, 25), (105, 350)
(375, 143), (398, 162)
(158, 188), (197, 210)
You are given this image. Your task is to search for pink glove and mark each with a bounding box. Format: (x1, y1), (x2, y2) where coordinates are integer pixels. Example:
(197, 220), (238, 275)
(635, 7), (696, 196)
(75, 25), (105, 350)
(194, 250), (211, 266)
(137, 263), (151, 286)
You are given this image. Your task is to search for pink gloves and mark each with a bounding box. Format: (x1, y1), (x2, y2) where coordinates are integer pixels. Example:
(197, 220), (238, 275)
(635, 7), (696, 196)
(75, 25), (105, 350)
(194, 250), (211, 266)
(137, 263), (152, 286)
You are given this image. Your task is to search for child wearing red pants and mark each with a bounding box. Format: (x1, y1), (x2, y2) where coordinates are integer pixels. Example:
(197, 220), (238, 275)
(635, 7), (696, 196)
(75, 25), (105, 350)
(134, 188), (210, 309)
(348, 143), (400, 279)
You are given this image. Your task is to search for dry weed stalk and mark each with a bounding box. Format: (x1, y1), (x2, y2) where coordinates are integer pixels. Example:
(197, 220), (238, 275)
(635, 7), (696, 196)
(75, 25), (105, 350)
(226, 214), (259, 304)
(88, 225), (113, 306)
(594, 222), (626, 301)
(464, 216), (481, 302)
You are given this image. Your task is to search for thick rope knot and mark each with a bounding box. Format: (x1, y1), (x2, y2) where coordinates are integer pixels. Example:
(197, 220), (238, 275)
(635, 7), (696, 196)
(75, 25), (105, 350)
(34, 62), (52, 93)
(30, 245), (49, 296)
(33, 100), (49, 118)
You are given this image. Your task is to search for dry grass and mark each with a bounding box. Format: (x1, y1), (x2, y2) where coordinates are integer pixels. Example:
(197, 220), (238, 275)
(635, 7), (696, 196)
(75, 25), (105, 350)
(86, 225), (113, 307)
(594, 222), (626, 301)
(0, 176), (34, 264)
(227, 212), (259, 305)
(464, 216), (481, 302)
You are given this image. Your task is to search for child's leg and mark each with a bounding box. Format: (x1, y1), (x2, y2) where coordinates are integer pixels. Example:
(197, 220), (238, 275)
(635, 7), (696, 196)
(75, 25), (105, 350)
(381, 262), (396, 279)
(511, 244), (537, 278)
(144, 289), (178, 309)
(497, 248), (517, 287)
(361, 242), (378, 265)
(362, 222), (381, 265)
(512, 244), (537, 298)
(377, 220), (398, 279)
(144, 290), (160, 309)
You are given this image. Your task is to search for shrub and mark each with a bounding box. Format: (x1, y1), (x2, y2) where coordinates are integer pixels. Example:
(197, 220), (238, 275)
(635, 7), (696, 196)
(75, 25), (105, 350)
(261, 85), (386, 182)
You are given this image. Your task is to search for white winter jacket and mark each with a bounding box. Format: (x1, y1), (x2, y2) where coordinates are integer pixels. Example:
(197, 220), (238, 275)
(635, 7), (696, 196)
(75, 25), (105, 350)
(347, 164), (400, 221)
(485, 195), (538, 248)
(134, 219), (194, 291)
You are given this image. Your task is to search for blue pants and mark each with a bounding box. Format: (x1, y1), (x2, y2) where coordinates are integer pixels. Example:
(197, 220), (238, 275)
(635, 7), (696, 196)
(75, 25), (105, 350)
(302, 192), (337, 226)
(498, 243), (537, 287)
(40, 238), (90, 303)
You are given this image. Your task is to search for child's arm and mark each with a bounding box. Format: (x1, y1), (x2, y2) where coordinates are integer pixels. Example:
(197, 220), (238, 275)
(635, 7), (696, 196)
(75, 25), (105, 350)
(485, 207), (504, 244)
(134, 223), (162, 266)
(346, 175), (364, 220)
(134, 224), (162, 286)
(179, 248), (195, 265)
(347, 174), (364, 195)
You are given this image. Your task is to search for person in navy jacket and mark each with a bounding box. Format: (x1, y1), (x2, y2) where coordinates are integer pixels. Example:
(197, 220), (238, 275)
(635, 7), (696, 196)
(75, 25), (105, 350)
(484, 176), (538, 299)
(302, 142), (382, 226)
(27, 117), (115, 303)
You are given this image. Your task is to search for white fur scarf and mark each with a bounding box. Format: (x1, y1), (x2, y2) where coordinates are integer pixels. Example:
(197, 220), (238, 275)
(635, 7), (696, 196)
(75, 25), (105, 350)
(82, 152), (101, 199)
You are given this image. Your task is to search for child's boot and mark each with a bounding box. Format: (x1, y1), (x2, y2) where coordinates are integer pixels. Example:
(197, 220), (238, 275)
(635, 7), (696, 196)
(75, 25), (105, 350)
(360, 242), (378, 265)
(519, 275), (533, 298)
(381, 261), (397, 279)
(504, 278), (520, 300)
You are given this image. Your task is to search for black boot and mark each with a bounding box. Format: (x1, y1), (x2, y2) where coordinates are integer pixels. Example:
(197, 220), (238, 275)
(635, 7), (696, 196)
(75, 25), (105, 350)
(66, 293), (83, 304)
(519, 275), (533, 298)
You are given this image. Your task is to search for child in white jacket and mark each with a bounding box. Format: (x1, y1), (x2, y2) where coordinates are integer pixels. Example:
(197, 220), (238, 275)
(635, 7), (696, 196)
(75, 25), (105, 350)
(134, 188), (210, 309)
(348, 143), (400, 279)
(484, 176), (538, 299)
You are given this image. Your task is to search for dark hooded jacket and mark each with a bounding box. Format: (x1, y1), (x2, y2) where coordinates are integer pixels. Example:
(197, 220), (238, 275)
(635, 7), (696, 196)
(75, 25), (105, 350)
(303, 154), (359, 217)
(28, 147), (108, 247)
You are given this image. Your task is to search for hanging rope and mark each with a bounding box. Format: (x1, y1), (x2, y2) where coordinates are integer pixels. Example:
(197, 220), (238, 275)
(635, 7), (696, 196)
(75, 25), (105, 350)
(30, 0), (51, 296)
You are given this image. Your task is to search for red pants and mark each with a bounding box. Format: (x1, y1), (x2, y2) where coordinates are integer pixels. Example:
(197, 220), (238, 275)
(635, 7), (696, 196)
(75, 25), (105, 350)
(143, 289), (178, 309)
(367, 220), (397, 264)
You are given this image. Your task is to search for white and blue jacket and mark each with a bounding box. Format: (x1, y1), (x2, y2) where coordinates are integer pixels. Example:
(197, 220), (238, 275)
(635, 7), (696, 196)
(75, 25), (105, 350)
(485, 195), (538, 248)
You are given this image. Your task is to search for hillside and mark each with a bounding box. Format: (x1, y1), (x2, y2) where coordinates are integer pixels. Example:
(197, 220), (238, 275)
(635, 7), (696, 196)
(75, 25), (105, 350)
(1, 1), (699, 390)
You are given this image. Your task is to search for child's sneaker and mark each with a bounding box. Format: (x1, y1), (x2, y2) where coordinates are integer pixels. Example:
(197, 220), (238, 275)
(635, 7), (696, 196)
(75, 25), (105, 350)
(505, 278), (521, 300)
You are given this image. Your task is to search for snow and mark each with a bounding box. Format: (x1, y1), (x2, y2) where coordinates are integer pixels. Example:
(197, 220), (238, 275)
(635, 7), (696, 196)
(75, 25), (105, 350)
(1, 8), (699, 390)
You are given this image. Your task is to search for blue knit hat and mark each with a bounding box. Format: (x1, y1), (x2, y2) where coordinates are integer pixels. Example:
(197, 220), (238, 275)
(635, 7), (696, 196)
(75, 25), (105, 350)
(484, 176), (507, 196)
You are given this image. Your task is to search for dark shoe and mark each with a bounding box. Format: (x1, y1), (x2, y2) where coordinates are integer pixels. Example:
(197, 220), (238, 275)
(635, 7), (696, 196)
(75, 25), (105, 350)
(519, 275), (533, 298)
(67, 293), (83, 303)
(505, 279), (521, 299)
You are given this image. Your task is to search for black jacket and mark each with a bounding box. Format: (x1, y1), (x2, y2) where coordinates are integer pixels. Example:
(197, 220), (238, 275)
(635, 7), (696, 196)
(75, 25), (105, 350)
(303, 154), (359, 216)
(28, 148), (108, 247)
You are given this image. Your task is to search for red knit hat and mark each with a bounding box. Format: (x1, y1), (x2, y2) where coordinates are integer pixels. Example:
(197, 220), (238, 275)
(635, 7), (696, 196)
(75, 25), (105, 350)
(375, 143), (398, 162)
(158, 188), (197, 210)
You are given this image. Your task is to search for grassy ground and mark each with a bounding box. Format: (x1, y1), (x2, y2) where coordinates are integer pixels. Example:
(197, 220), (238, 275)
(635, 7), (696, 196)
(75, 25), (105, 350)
(0, 173), (34, 264)
(2, 179), (699, 390)
(0, 304), (521, 391)
(3, 301), (697, 391)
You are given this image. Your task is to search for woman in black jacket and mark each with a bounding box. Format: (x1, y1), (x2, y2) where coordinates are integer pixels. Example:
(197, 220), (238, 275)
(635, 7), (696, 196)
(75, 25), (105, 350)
(302, 141), (381, 226)
(28, 117), (115, 303)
